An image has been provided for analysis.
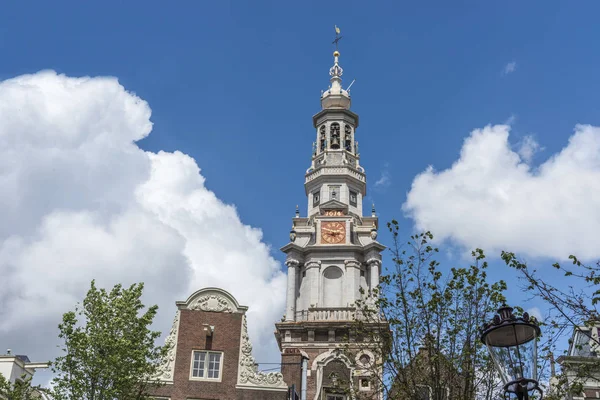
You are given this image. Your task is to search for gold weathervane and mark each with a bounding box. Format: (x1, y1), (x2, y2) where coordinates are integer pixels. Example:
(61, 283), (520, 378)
(332, 25), (342, 51)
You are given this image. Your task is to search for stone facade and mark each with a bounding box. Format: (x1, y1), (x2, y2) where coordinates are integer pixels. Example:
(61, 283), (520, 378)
(556, 324), (600, 400)
(0, 352), (48, 385)
(277, 49), (387, 400)
(150, 288), (290, 400)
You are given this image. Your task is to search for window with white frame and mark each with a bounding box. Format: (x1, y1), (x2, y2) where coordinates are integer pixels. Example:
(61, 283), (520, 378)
(359, 377), (371, 391)
(190, 351), (222, 380)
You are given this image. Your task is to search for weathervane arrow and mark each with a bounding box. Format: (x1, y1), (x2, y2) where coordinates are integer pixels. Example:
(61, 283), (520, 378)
(332, 25), (342, 50)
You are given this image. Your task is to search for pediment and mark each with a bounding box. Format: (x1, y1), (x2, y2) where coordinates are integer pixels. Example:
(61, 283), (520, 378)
(176, 287), (248, 313)
(319, 200), (348, 216)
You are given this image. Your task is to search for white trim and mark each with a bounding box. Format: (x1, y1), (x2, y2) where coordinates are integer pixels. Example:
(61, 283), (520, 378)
(358, 376), (371, 391)
(236, 315), (288, 390)
(189, 350), (223, 383)
(312, 349), (356, 400)
(154, 310), (180, 382)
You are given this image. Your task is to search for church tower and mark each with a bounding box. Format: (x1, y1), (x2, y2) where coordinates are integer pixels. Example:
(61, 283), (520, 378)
(276, 46), (386, 400)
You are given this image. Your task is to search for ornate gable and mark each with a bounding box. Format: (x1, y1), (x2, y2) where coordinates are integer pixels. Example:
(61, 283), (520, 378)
(176, 287), (248, 313)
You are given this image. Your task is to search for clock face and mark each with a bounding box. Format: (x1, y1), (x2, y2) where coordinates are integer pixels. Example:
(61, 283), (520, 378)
(321, 221), (346, 244)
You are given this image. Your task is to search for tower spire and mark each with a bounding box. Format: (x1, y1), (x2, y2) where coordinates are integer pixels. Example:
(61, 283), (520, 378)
(320, 25), (350, 110)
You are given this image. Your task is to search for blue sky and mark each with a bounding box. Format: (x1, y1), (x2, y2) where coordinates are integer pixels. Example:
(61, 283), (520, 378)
(2, 0), (600, 374)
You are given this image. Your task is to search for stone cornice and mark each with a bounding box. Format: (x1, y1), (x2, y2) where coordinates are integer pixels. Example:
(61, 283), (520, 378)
(312, 108), (359, 129)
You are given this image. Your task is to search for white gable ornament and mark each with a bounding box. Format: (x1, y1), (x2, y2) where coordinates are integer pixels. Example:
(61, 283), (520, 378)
(236, 315), (288, 391)
(176, 287), (248, 314)
(154, 310), (180, 382)
(191, 294), (234, 313)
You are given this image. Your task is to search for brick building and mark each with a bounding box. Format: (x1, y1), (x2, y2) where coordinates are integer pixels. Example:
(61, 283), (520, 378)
(150, 287), (291, 400)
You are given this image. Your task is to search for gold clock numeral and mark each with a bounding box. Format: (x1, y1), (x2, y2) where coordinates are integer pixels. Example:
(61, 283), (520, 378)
(321, 221), (346, 244)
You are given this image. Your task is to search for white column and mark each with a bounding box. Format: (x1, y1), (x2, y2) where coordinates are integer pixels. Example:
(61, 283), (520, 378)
(344, 260), (360, 306)
(285, 259), (299, 321)
(306, 261), (321, 308)
(367, 258), (381, 292)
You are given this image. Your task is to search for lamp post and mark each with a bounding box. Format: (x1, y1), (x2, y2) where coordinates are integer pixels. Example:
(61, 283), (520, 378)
(481, 305), (543, 400)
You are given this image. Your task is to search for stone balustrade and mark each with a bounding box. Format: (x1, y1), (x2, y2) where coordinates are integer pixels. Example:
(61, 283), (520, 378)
(295, 306), (361, 322)
(305, 165), (366, 183)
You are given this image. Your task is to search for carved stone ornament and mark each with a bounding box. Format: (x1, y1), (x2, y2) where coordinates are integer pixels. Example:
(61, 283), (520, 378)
(237, 315), (287, 389)
(366, 257), (381, 267)
(370, 228), (378, 240)
(153, 310), (180, 381)
(285, 258), (300, 268)
(305, 260), (322, 269)
(191, 294), (234, 313)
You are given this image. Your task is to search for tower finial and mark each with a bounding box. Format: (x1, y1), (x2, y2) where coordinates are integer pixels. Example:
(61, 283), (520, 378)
(321, 25), (350, 110)
(332, 25), (342, 51)
(330, 25), (343, 79)
(295, 205), (300, 218)
(372, 203), (376, 217)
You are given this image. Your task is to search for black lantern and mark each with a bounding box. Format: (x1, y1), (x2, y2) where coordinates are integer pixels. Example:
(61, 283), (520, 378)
(480, 305), (542, 400)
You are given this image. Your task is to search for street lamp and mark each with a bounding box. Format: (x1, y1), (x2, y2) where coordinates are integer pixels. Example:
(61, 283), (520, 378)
(481, 305), (543, 400)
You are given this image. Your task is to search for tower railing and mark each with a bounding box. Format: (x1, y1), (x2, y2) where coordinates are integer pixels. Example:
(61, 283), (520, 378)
(305, 165), (366, 183)
(295, 306), (362, 322)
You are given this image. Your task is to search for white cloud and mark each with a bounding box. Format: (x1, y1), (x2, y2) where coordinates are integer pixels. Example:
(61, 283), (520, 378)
(517, 135), (542, 163)
(503, 61), (517, 75)
(0, 71), (286, 373)
(526, 307), (543, 322)
(374, 164), (391, 189)
(403, 124), (600, 261)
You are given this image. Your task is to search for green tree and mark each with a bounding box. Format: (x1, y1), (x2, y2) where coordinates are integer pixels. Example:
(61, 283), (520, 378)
(349, 223), (508, 400)
(51, 280), (168, 400)
(0, 373), (47, 399)
(503, 252), (600, 399)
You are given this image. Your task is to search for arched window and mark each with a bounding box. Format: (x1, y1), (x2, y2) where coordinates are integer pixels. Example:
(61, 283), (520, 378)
(344, 125), (352, 151)
(322, 266), (343, 307)
(330, 123), (340, 149)
(320, 125), (326, 151)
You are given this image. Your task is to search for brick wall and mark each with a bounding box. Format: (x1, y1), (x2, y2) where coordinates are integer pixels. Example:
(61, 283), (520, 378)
(151, 309), (287, 400)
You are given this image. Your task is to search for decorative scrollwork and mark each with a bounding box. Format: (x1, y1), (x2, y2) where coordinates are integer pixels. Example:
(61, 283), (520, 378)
(366, 257), (382, 268)
(153, 311), (180, 381)
(237, 315), (287, 388)
(285, 258), (300, 268)
(191, 294), (234, 313)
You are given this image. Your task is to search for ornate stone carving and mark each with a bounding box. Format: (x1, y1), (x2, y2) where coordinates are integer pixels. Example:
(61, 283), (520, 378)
(237, 315), (287, 389)
(191, 294), (234, 313)
(366, 257), (381, 268)
(305, 260), (322, 269)
(344, 260), (361, 269)
(370, 228), (378, 240)
(154, 310), (180, 381)
(285, 258), (300, 268)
